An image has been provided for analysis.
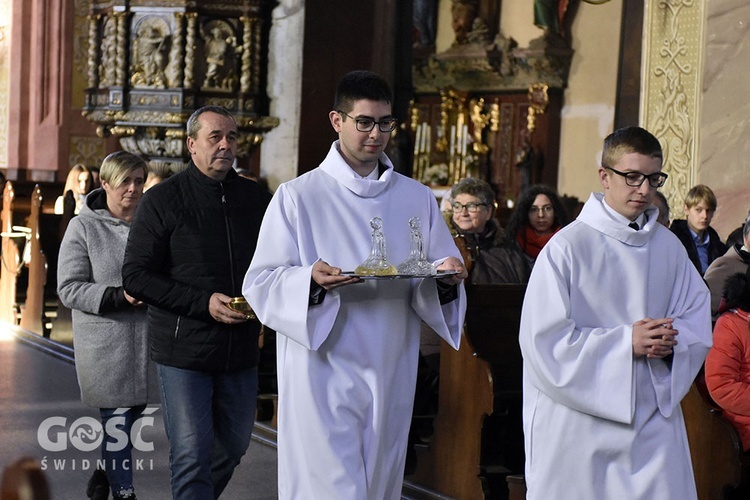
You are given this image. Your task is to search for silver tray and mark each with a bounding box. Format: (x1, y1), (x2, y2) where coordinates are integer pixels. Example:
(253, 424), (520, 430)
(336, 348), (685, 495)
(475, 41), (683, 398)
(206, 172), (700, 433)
(340, 270), (460, 280)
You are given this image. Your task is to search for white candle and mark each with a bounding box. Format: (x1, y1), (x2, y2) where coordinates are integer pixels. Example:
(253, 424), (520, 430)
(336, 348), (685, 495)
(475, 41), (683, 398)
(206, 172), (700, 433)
(414, 123), (422, 156)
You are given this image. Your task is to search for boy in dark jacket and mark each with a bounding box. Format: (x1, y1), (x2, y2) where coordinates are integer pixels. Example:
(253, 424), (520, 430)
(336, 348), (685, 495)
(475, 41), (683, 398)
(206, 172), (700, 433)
(670, 184), (727, 275)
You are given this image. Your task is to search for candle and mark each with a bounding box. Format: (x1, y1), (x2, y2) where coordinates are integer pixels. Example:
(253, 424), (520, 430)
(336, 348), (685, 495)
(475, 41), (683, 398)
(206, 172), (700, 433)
(414, 123), (422, 156)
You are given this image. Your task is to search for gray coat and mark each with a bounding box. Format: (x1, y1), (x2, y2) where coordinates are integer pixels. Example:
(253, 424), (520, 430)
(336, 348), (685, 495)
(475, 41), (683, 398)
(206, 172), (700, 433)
(57, 189), (158, 408)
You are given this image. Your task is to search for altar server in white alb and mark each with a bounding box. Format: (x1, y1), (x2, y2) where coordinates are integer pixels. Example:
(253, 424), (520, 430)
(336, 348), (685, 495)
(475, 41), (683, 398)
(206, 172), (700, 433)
(243, 70), (467, 499)
(519, 126), (712, 499)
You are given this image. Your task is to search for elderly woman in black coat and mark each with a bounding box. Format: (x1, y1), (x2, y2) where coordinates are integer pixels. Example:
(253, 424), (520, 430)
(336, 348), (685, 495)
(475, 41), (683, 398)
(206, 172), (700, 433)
(448, 177), (529, 283)
(58, 151), (157, 500)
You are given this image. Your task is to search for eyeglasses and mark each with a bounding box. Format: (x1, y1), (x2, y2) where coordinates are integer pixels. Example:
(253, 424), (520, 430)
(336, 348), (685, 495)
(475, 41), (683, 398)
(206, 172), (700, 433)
(604, 166), (668, 188)
(452, 201), (488, 213)
(337, 111), (398, 133)
(529, 205), (554, 215)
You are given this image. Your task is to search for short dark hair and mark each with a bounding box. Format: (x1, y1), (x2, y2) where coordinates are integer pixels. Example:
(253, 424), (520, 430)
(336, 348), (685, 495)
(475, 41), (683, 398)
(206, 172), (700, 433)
(333, 70), (393, 113)
(601, 126), (663, 170)
(186, 106), (236, 139)
(722, 271), (750, 312)
(653, 190), (670, 220)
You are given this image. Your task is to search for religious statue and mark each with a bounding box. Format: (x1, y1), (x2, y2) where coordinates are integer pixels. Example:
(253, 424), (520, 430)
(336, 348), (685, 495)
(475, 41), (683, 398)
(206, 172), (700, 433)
(201, 20), (239, 91)
(413, 0), (437, 48)
(450, 0), (479, 45)
(534, 0), (571, 37)
(130, 17), (170, 88)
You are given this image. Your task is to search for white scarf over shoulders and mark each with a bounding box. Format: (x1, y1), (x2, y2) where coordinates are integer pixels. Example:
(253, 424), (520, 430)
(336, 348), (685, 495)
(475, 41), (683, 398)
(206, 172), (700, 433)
(243, 142), (466, 499)
(519, 192), (712, 500)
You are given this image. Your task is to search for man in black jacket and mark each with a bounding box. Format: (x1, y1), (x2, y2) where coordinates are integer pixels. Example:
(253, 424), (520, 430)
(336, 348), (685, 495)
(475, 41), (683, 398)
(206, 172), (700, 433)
(122, 106), (271, 499)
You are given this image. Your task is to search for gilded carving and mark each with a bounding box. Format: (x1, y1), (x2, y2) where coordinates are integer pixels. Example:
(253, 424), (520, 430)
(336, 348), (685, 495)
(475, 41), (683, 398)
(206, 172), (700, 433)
(642, 0), (704, 208)
(87, 15), (101, 88)
(131, 16), (171, 88)
(98, 15), (118, 87)
(84, 2), (278, 169)
(469, 98), (489, 154)
(69, 136), (106, 170)
(200, 19), (240, 91)
(184, 13), (197, 89)
(166, 12), (185, 88)
(115, 12), (127, 86)
(240, 16), (253, 93)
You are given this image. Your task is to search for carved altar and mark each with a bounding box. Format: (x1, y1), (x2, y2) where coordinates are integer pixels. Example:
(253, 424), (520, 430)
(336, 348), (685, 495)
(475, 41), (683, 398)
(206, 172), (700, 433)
(410, 1), (573, 207)
(82, 0), (279, 174)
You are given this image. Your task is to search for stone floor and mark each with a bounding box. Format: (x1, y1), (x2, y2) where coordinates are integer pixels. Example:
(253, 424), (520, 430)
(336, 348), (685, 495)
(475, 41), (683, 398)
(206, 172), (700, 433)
(0, 327), (278, 500)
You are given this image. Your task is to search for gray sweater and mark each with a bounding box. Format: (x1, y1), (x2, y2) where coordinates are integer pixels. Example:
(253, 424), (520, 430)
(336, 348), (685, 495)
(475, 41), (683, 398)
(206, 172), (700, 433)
(57, 189), (158, 408)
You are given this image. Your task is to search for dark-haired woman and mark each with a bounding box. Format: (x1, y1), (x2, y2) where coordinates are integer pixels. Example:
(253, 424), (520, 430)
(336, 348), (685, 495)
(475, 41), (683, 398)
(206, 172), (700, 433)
(505, 184), (567, 270)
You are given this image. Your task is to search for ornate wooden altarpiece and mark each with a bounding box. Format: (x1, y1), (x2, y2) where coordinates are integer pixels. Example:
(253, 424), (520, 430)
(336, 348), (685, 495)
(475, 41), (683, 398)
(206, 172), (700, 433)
(409, 0), (573, 212)
(82, 0), (278, 174)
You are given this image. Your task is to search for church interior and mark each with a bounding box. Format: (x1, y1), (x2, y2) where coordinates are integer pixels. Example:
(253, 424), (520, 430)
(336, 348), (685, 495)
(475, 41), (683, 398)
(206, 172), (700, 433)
(0, 0), (749, 499)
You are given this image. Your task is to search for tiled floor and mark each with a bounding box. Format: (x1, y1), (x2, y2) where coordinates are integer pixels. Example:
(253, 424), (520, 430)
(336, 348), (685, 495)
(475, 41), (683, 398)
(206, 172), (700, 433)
(0, 328), (278, 500)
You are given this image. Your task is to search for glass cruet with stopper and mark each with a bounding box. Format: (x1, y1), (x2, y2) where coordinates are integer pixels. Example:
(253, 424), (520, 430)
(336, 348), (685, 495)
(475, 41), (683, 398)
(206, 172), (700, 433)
(355, 217), (398, 275)
(397, 216), (436, 276)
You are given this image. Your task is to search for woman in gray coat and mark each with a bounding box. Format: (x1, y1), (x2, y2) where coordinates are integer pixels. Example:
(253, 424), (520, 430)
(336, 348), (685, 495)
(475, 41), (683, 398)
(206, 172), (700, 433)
(58, 151), (156, 500)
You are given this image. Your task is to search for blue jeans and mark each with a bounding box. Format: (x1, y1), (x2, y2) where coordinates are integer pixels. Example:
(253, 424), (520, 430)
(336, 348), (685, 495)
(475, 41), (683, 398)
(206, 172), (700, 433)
(157, 364), (258, 500)
(100, 405), (147, 496)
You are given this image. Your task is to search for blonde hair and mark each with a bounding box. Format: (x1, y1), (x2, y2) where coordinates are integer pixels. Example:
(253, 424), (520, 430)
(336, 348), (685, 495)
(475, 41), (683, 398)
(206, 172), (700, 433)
(99, 151), (148, 188)
(683, 184), (717, 211)
(62, 164), (92, 195)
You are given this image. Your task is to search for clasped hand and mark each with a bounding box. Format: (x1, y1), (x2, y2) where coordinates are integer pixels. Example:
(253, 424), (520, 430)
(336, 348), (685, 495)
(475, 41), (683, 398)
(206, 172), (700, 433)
(632, 317), (677, 359)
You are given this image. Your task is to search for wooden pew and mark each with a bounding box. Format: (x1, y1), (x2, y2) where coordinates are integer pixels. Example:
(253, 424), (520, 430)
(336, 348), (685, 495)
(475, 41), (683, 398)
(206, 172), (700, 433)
(0, 457), (50, 500)
(0, 181), (20, 324)
(681, 374), (749, 499)
(19, 185), (47, 334)
(407, 284), (526, 499)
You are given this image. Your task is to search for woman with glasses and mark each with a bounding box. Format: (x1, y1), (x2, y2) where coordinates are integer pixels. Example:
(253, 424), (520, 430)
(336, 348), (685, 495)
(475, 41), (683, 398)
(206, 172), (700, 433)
(505, 184), (568, 270)
(449, 177), (529, 283)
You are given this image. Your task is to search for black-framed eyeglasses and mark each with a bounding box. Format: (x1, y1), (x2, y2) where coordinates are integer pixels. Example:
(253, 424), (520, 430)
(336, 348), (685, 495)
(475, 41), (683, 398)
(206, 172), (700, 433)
(604, 166), (668, 188)
(337, 111), (398, 133)
(452, 201), (488, 213)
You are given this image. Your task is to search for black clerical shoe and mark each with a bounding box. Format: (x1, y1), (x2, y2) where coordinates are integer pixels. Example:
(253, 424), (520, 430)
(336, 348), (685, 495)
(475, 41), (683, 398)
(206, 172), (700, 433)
(86, 468), (109, 500)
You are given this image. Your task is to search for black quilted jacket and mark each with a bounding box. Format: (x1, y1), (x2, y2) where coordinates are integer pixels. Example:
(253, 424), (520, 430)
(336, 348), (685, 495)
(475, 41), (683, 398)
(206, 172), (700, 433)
(122, 162), (271, 371)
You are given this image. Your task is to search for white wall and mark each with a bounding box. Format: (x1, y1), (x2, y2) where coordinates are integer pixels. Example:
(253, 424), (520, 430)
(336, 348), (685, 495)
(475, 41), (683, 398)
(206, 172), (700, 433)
(260, 0), (305, 191)
(557, 0), (623, 201)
